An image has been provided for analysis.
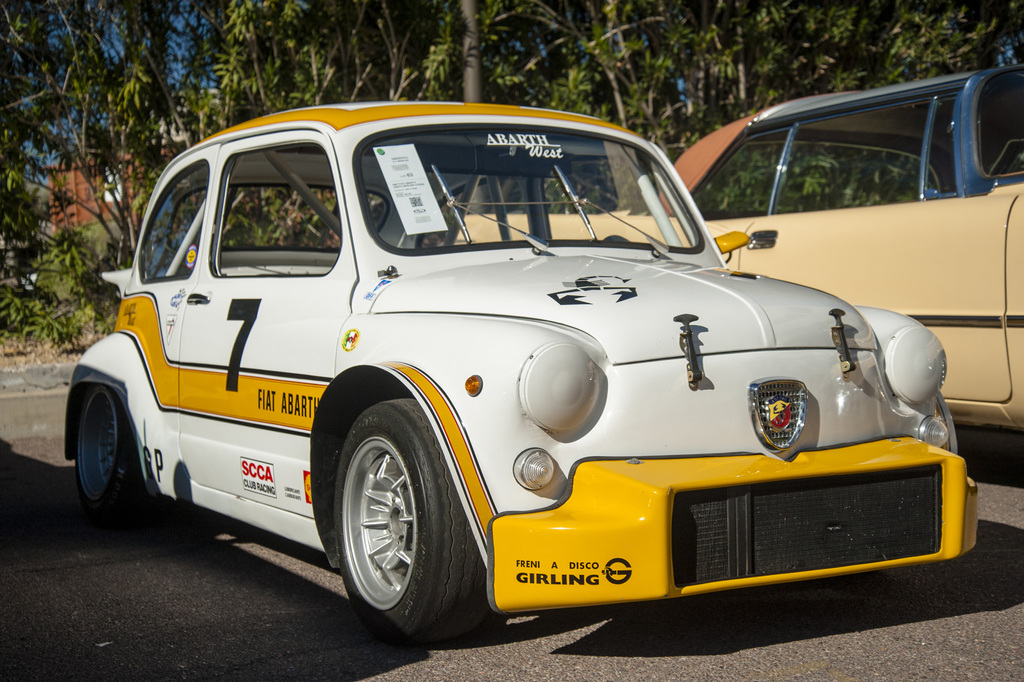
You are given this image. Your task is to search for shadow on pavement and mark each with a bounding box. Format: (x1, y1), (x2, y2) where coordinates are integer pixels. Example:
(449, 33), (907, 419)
(956, 425), (1024, 488)
(0, 438), (428, 681)
(4, 434), (1020, 671)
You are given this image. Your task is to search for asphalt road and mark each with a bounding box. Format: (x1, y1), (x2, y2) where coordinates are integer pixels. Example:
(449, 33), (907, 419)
(2, 430), (1022, 681)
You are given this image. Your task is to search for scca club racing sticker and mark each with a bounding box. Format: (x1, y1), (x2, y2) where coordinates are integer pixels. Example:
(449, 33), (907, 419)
(514, 558), (632, 586)
(549, 275), (638, 305)
(241, 457), (276, 498)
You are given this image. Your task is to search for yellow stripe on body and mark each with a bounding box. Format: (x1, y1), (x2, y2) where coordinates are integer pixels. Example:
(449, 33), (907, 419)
(206, 103), (628, 142)
(115, 295), (326, 431)
(115, 295), (179, 406)
(386, 362), (495, 531)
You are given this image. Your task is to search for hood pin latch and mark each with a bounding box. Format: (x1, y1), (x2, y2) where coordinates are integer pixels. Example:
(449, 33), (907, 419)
(829, 308), (857, 381)
(674, 313), (704, 391)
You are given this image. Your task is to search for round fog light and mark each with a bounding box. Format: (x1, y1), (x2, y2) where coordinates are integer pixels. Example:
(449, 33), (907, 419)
(513, 449), (556, 490)
(918, 416), (949, 448)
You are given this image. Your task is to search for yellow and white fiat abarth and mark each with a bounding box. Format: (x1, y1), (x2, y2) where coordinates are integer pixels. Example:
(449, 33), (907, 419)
(65, 102), (977, 643)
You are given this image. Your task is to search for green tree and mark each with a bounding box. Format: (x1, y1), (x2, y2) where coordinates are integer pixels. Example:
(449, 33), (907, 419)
(2, 0), (1022, 343)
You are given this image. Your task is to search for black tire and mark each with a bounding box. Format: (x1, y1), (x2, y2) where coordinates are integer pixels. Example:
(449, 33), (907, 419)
(335, 399), (489, 643)
(75, 384), (154, 526)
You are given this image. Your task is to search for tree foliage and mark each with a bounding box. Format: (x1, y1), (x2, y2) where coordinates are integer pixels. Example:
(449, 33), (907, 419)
(1, 0), (1021, 341)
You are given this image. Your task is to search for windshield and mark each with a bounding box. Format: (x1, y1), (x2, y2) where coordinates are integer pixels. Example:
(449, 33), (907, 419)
(358, 128), (701, 253)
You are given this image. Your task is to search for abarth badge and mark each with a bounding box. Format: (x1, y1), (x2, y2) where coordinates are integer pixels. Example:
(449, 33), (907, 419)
(750, 380), (807, 451)
(767, 396), (792, 430)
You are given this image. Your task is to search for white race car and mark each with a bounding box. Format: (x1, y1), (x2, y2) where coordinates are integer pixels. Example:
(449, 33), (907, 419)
(66, 103), (977, 643)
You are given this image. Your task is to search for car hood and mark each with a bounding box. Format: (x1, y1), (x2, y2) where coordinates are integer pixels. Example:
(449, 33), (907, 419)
(368, 255), (875, 364)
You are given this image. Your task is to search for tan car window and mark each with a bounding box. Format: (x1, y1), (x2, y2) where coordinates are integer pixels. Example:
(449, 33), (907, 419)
(977, 70), (1024, 177)
(776, 102), (930, 214)
(217, 144), (342, 277)
(692, 130), (788, 220)
(924, 97), (957, 197)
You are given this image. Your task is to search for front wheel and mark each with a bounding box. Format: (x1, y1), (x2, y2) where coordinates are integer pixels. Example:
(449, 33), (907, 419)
(75, 384), (153, 526)
(336, 399), (488, 643)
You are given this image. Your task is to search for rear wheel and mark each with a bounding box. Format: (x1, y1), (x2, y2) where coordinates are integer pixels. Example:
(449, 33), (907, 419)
(75, 384), (153, 526)
(336, 399), (488, 643)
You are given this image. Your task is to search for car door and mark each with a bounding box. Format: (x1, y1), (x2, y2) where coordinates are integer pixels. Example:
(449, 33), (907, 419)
(725, 196), (1012, 405)
(176, 130), (354, 516)
(125, 151), (216, 494)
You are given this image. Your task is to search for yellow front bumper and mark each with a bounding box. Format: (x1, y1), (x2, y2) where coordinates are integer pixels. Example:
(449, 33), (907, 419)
(487, 438), (977, 613)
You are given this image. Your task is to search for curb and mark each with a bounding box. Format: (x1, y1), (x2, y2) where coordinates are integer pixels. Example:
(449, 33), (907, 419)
(0, 363), (75, 440)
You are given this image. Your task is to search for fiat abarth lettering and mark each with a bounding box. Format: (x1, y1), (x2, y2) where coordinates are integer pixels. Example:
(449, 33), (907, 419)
(66, 102), (977, 644)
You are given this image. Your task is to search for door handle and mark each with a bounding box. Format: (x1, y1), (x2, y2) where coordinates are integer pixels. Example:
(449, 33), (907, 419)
(747, 230), (778, 249)
(187, 293), (211, 305)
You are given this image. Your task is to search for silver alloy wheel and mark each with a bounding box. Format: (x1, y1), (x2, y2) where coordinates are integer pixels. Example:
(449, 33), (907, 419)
(342, 436), (417, 610)
(78, 387), (119, 501)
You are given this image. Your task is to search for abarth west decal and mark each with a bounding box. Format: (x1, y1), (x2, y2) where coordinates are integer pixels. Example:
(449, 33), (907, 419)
(485, 132), (564, 159)
(385, 362), (495, 534)
(115, 294), (328, 433)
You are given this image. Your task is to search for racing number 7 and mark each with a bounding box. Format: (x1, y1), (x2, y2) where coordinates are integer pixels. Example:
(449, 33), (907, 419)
(226, 298), (261, 392)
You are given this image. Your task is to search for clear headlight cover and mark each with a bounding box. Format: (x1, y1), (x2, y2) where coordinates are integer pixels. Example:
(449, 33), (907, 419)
(518, 343), (603, 433)
(883, 325), (946, 405)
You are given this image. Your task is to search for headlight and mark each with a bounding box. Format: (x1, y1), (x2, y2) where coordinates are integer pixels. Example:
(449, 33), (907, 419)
(518, 343), (603, 433)
(881, 325), (946, 405)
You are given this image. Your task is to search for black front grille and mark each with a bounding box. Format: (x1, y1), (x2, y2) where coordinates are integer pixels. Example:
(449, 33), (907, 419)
(672, 466), (941, 586)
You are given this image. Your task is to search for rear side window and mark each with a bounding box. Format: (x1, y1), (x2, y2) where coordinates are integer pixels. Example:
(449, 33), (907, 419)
(216, 144), (342, 277)
(776, 102), (930, 213)
(692, 131), (788, 220)
(138, 162), (209, 282)
(977, 70), (1024, 177)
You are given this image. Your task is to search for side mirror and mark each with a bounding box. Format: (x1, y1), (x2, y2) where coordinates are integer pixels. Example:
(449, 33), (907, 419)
(714, 231), (750, 254)
(100, 268), (132, 298)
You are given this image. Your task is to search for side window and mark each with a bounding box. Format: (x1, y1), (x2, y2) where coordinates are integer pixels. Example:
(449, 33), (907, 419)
(776, 102), (930, 213)
(138, 162), (209, 282)
(691, 131), (788, 220)
(924, 97), (957, 197)
(216, 144), (342, 277)
(977, 70), (1024, 177)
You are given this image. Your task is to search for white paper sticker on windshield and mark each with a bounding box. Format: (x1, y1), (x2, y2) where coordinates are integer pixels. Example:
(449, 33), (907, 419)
(373, 145), (448, 235)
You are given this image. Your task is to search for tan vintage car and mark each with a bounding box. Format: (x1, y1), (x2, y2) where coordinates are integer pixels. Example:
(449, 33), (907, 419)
(678, 65), (1024, 431)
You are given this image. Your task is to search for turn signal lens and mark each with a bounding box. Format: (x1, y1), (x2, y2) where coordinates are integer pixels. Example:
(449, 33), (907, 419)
(513, 449), (556, 490)
(465, 375), (483, 397)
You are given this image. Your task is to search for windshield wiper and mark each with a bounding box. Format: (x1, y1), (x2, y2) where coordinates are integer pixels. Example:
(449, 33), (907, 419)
(552, 165), (597, 241)
(431, 165), (551, 254)
(431, 164), (472, 245)
(551, 165), (671, 258)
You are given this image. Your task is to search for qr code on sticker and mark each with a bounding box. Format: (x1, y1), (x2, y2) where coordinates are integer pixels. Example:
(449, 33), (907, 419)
(409, 196), (423, 207)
